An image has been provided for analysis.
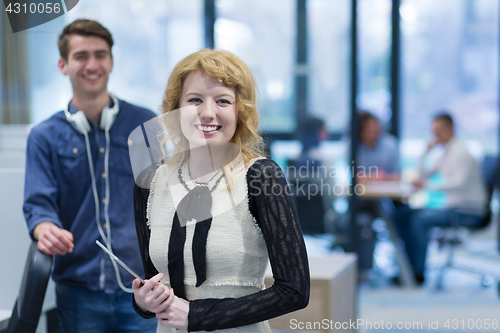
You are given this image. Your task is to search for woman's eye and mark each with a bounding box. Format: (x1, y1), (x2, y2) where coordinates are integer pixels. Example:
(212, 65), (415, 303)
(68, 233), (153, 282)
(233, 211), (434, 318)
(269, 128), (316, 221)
(188, 98), (202, 104)
(217, 99), (231, 105)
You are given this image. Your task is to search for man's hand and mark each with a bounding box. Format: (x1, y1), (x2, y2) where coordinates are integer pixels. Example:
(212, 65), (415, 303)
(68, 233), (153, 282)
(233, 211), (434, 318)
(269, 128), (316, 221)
(33, 222), (74, 256)
(427, 139), (441, 151)
(132, 273), (174, 314)
(412, 179), (424, 189)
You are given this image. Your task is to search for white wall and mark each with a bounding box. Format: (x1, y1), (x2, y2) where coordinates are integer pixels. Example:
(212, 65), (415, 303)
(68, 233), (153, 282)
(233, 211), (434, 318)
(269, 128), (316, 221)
(0, 125), (55, 332)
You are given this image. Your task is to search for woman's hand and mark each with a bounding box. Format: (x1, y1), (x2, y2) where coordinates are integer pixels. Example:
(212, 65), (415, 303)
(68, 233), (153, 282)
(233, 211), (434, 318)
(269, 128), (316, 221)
(132, 273), (173, 313)
(157, 292), (190, 330)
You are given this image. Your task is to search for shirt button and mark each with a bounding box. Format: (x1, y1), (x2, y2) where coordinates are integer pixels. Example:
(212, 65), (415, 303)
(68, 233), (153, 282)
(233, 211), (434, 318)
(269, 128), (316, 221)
(127, 139), (133, 146)
(103, 223), (107, 229)
(72, 147), (78, 154)
(100, 147), (105, 153)
(102, 198), (107, 204)
(102, 173), (106, 179)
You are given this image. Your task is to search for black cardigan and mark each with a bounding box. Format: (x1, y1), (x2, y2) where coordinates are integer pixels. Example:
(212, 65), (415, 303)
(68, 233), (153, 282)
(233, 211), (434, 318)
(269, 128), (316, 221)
(133, 159), (310, 332)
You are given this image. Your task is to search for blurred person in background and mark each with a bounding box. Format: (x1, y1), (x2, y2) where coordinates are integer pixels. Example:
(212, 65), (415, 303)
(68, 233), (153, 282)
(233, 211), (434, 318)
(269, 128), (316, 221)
(338, 110), (402, 275)
(287, 116), (336, 235)
(357, 111), (400, 183)
(395, 112), (487, 285)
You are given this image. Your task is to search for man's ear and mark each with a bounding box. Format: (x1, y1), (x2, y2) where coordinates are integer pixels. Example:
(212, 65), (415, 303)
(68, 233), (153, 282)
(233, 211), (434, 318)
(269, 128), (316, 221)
(110, 56), (114, 73)
(58, 57), (68, 75)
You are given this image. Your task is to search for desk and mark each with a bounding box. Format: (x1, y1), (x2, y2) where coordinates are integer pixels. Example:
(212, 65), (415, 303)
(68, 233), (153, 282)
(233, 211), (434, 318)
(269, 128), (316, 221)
(342, 181), (417, 287)
(360, 181), (414, 200)
(265, 254), (357, 333)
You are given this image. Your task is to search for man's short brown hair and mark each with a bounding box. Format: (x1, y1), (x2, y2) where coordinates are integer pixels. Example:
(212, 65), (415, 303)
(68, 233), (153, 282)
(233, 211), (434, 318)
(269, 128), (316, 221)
(433, 112), (454, 129)
(358, 110), (379, 132)
(58, 19), (113, 61)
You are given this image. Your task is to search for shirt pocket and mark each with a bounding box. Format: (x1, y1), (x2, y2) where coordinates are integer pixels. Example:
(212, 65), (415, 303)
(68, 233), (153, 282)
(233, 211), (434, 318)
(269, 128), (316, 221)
(56, 140), (89, 181)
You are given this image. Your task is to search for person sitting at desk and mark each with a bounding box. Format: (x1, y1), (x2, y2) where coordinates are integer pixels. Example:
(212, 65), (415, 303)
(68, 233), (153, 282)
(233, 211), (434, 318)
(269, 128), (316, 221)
(357, 111), (400, 183)
(347, 111), (401, 272)
(395, 112), (487, 285)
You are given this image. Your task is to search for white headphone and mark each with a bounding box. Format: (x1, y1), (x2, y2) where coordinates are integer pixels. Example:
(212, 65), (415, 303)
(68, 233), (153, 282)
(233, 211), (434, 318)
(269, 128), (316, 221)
(63, 95), (132, 293)
(64, 94), (119, 134)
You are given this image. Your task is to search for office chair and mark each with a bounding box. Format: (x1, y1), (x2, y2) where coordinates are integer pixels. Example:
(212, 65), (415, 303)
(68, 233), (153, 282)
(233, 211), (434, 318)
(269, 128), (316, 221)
(7, 241), (53, 333)
(434, 155), (498, 289)
(286, 158), (326, 235)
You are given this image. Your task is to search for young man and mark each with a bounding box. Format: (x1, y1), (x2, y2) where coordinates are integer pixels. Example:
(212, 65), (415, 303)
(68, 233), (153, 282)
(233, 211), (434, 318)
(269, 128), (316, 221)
(350, 111), (401, 272)
(357, 111), (400, 183)
(23, 19), (157, 332)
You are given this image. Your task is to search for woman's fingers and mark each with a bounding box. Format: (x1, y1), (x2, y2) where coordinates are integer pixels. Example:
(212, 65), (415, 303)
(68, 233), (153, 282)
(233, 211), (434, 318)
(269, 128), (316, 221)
(133, 273), (172, 313)
(163, 288), (175, 307)
(156, 292), (189, 330)
(153, 287), (175, 313)
(132, 278), (143, 290)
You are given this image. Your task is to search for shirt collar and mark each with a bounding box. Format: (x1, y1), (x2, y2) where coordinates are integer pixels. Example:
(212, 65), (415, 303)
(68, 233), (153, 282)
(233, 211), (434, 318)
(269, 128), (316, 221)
(68, 97), (115, 126)
(68, 96), (114, 115)
(443, 137), (456, 149)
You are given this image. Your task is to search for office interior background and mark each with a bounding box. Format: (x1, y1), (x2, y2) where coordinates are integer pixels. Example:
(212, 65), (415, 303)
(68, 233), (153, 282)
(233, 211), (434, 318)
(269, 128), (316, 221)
(2, 0), (499, 183)
(2, 0), (500, 332)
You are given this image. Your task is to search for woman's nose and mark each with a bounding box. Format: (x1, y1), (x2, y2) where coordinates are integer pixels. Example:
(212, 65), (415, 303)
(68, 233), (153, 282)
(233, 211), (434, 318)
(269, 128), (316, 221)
(197, 102), (216, 121)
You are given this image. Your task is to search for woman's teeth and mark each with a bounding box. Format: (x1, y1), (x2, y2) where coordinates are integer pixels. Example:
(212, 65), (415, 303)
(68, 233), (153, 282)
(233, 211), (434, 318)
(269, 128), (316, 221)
(196, 125), (220, 132)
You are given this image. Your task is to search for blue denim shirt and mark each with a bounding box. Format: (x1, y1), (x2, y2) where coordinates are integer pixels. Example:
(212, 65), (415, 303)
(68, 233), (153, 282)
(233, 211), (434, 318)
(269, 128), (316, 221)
(358, 133), (400, 177)
(23, 99), (156, 292)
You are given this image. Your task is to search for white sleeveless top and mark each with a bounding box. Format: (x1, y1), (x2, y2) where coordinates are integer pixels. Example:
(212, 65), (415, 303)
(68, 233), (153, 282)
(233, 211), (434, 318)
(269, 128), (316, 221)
(146, 157), (272, 333)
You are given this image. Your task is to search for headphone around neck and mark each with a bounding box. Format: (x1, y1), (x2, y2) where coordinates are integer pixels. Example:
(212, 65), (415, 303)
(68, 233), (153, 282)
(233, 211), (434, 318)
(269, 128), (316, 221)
(62, 94), (132, 293)
(64, 94), (119, 134)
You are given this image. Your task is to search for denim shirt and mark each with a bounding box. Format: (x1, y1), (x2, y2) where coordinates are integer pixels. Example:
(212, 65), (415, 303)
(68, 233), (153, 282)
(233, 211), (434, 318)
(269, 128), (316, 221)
(358, 133), (400, 177)
(23, 99), (156, 292)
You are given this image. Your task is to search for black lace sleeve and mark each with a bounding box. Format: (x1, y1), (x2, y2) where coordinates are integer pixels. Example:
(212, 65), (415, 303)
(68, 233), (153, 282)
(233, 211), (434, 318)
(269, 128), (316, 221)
(132, 183), (160, 319)
(188, 159), (310, 331)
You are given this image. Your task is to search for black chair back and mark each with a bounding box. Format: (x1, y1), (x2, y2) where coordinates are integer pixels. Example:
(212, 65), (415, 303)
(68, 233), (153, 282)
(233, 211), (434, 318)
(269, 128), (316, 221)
(287, 158), (326, 234)
(476, 155), (500, 229)
(7, 241), (53, 333)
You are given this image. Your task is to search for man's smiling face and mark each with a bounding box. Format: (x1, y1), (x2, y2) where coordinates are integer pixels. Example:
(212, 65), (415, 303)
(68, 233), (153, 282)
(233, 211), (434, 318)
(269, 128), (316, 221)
(58, 34), (113, 99)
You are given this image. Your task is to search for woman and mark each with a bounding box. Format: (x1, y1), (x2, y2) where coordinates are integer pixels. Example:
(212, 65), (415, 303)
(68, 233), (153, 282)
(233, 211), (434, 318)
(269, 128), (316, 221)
(132, 49), (309, 332)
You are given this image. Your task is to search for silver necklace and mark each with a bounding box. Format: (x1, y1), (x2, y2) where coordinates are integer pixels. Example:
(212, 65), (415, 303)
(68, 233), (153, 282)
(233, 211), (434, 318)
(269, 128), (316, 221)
(178, 162), (224, 193)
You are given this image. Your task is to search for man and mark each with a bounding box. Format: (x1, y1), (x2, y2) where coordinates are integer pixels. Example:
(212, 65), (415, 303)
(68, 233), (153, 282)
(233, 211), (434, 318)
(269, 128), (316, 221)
(357, 111), (400, 183)
(23, 19), (157, 332)
(346, 111), (401, 272)
(396, 113), (487, 284)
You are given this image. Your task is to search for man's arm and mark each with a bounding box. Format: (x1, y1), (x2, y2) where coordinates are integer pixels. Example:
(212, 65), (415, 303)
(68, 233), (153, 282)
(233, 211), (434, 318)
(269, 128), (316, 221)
(416, 140), (443, 182)
(23, 128), (73, 255)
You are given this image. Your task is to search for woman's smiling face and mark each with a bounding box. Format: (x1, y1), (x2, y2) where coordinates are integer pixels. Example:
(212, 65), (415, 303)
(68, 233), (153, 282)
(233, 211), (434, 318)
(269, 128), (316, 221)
(179, 71), (237, 148)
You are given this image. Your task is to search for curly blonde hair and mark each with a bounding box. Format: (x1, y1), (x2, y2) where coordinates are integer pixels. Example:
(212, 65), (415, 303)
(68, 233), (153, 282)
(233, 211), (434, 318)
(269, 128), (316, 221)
(159, 49), (265, 167)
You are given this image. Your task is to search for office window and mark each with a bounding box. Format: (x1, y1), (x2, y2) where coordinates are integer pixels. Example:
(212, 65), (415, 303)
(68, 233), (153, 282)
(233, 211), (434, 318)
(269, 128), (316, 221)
(27, 0), (203, 124)
(401, 0), (499, 154)
(308, 0), (350, 133)
(357, 0), (392, 124)
(215, 0), (295, 132)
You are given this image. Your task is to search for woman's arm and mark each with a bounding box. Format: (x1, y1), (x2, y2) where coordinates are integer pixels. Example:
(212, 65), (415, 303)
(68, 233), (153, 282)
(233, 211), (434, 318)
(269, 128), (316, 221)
(187, 159), (310, 331)
(132, 184), (161, 318)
